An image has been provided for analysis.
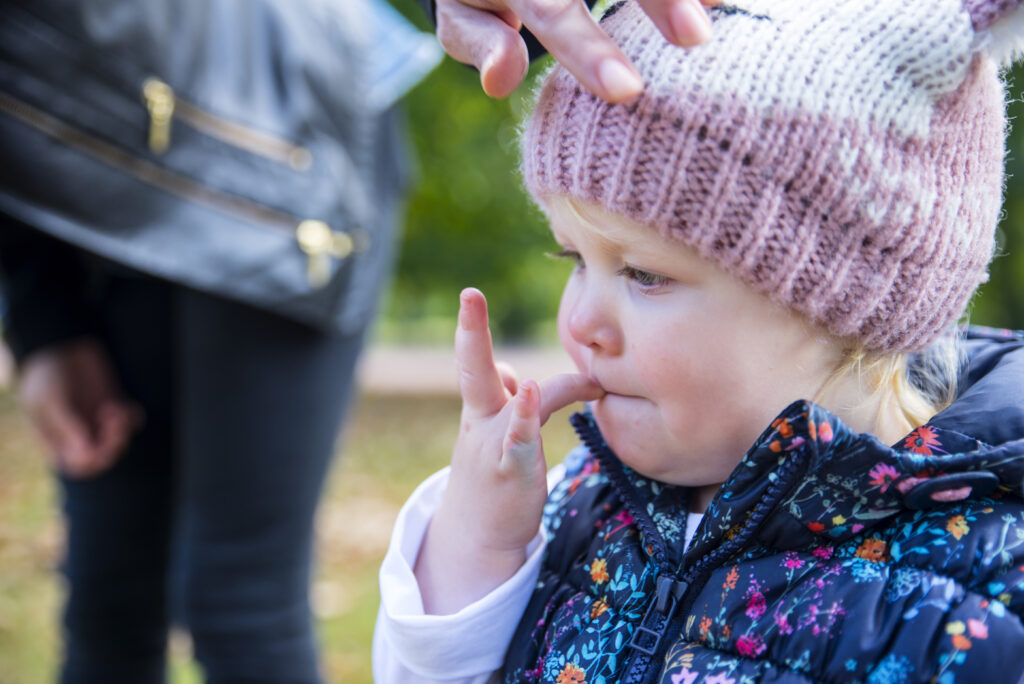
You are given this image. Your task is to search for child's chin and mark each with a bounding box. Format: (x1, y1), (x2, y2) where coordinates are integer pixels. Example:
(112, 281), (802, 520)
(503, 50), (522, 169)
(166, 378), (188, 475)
(591, 407), (724, 487)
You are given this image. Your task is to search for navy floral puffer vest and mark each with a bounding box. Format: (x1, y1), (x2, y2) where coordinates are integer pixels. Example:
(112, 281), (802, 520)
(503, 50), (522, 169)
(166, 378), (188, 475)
(503, 328), (1024, 683)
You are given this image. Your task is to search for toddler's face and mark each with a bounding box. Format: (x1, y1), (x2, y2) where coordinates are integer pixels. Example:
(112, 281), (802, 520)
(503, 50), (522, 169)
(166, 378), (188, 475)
(548, 197), (844, 502)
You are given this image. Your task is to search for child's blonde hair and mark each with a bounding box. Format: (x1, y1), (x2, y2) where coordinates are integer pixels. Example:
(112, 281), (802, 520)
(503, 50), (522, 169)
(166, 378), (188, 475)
(821, 331), (962, 436)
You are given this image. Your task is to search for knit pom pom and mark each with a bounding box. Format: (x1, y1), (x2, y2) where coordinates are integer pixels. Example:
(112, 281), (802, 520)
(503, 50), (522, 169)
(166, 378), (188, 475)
(976, 2), (1024, 66)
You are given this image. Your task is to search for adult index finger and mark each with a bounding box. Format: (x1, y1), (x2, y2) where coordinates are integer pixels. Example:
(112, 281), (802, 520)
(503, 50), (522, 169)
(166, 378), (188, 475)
(537, 373), (605, 424)
(455, 288), (512, 417)
(509, 0), (644, 103)
(636, 0), (715, 47)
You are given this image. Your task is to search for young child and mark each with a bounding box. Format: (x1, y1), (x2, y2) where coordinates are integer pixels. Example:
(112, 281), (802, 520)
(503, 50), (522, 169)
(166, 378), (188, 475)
(375, 1), (1024, 681)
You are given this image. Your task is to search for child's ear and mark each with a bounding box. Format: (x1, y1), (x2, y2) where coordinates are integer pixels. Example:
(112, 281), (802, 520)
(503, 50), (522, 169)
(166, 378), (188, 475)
(966, 0), (1024, 67)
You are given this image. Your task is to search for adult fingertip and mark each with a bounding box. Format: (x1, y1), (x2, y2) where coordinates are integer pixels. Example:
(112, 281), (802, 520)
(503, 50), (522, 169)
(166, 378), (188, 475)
(669, 0), (713, 46)
(481, 68), (519, 99)
(597, 59), (644, 103)
(480, 46), (528, 99)
(60, 446), (89, 477)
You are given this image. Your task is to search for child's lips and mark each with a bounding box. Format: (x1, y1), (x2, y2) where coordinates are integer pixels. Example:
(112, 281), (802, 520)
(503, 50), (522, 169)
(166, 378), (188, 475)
(589, 376), (638, 400)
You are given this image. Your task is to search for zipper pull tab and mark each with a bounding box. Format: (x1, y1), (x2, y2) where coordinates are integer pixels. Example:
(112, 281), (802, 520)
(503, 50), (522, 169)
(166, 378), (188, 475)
(629, 575), (689, 656)
(142, 77), (175, 154)
(296, 221), (373, 289)
(296, 220), (334, 288)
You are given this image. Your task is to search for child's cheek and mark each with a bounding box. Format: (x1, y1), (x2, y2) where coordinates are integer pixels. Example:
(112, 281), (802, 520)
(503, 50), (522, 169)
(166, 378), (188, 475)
(557, 285), (586, 372)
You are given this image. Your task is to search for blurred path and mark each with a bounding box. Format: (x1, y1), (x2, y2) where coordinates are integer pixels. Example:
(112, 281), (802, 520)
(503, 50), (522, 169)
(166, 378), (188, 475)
(0, 344), (10, 388)
(0, 343), (574, 395)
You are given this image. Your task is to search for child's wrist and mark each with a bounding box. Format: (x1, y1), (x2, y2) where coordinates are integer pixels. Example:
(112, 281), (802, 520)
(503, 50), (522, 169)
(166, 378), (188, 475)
(414, 504), (531, 615)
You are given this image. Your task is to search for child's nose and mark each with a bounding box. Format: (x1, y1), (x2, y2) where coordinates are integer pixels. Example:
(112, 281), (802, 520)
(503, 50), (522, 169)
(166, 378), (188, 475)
(565, 288), (623, 355)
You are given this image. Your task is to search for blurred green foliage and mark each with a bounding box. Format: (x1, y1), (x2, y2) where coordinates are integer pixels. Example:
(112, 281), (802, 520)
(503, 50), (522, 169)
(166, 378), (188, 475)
(384, 0), (1024, 341)
(382, 1), (568, 343)
(976, 63), (1024, 329)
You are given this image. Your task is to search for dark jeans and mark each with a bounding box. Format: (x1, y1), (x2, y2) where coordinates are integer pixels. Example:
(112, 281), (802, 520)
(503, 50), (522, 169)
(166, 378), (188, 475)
(57, 272), (364, 683)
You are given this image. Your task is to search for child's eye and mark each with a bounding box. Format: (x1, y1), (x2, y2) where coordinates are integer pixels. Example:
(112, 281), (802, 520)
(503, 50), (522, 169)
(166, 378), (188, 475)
(547, 248), (584, 268)
(619, 265), (670, 289)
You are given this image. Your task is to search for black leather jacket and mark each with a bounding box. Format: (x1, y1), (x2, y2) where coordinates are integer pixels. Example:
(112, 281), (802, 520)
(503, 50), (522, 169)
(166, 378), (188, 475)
(0, 0), (439, 353)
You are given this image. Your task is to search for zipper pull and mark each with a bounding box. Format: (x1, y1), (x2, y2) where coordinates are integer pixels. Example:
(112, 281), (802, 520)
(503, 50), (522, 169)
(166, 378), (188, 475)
(297, 220), (334, 288)
(629, 575), (689, 656)
(142, 77), (175, 154)
(296, 221), (371, 288)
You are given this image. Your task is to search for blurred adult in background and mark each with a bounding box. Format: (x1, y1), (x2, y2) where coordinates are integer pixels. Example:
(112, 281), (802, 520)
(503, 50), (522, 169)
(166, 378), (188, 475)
(0, 0), (717, 679)
(0, 1), (439, 682)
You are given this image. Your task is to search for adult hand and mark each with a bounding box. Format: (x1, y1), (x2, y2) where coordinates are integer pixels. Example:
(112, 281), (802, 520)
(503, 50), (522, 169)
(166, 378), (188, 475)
(413, 288), (603, 614)
(18, 337), (143, 479)
(434, 0), (720, 102)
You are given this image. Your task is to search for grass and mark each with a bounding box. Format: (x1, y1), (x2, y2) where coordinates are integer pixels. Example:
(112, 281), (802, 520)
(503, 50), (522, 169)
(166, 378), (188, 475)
(0, 389), (583, 683)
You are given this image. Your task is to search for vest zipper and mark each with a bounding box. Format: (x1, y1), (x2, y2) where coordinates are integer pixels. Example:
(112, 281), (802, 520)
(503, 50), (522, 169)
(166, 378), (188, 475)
(570, 411), (806, 684)
(0, 89), (365, 288)
(141, 76), (312, 171)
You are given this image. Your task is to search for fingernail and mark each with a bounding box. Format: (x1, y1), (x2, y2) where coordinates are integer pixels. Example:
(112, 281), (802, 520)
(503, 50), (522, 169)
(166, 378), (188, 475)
(480, 49), (498, 77)
(458, 290), (470, 327)
(515, 381), (535, 416)
(669, 0), (713, 45)
(597, 59), (643, 102)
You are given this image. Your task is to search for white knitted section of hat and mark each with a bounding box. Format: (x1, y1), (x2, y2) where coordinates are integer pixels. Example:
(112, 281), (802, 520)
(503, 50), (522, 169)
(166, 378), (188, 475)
(977, 2), (1024, 65)
(620, 0), (976, 139)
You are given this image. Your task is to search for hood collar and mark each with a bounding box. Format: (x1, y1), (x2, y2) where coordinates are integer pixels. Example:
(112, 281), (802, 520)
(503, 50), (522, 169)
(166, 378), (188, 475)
(692, 328), (1024, 557)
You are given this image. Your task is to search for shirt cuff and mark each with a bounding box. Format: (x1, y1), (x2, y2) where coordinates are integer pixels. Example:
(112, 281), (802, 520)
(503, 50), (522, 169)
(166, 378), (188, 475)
(374, 467), (547, 679)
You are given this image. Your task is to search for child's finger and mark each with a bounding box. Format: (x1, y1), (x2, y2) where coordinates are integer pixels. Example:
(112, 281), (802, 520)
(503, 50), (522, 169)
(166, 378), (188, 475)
(455, 288), (510, 417)
(495, 361), (519, 397)
(502, 380), (541, 470)
(537, 373), (605, 424)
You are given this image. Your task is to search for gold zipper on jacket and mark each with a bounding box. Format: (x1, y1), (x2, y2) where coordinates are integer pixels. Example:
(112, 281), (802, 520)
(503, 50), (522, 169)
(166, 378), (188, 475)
(142, 78), (174, 154)
(295, 220), (371, 288)
(141, 76), (313, 171)
(0, 89), (365, 288)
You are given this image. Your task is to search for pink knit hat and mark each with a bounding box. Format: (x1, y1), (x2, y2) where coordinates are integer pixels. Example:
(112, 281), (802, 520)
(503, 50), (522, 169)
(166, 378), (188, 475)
(523, 0), (1024, 352)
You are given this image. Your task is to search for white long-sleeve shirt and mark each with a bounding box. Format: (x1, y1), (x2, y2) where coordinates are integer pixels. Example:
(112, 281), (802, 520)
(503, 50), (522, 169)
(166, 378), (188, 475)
(372, 465), (703, 683)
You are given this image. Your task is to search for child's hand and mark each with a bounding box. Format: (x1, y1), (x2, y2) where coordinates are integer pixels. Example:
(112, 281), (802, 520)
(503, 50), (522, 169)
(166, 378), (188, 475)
(414, 288), (603, 615)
